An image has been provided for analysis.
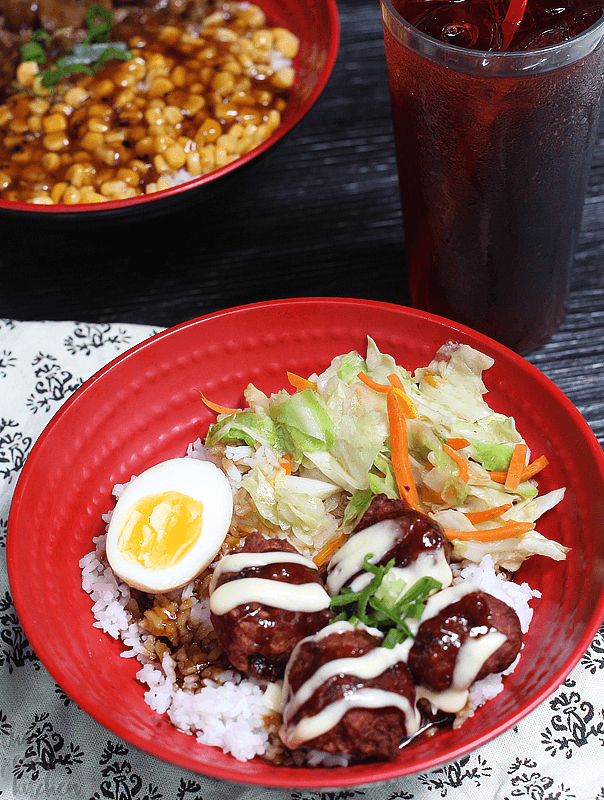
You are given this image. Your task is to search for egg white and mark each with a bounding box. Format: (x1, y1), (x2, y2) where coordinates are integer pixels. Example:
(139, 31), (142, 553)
(106, 457), (233, 593)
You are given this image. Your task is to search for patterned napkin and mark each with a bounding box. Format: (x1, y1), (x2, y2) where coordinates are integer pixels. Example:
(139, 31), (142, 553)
(1, 319), (603, 800)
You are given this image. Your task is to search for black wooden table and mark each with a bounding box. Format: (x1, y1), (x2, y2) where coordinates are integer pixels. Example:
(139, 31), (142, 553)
(1, 0), (604, 440)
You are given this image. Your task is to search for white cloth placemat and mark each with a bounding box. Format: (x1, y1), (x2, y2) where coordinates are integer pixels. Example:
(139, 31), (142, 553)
(1, 319), (603, 800)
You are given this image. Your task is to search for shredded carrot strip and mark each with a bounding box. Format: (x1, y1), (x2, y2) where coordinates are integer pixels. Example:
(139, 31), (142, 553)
(521, 455), (549, 480)
(357, 371), (391, 392)
(446, 437), (470, 450)
(443, 521), (536, 542)
(489, 454), (549, 485)
(388, 374), (419, 418)
(313, 532), (350, 567)
(279, 454), (292, 475)
(199, 392), (238, 416)
(442, 443), (469, 482)
(505, 442), (528, 491)
(387, 390), (419, 509)
(423, 373), (439, 389)
(287, 371), (317, 391)
(462, 503), (513, 523)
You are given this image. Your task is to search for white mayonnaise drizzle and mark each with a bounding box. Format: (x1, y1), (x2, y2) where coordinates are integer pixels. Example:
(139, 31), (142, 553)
(326, 519), (453, 596)
(209, 548), (331, 615)
(280, 622), (421, 748)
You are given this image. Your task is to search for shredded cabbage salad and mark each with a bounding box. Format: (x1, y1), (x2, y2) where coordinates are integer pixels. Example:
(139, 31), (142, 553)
(204, 338), (568, 573)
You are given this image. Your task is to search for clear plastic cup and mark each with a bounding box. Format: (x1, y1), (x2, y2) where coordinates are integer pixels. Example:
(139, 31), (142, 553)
(381, 1), (604, 353)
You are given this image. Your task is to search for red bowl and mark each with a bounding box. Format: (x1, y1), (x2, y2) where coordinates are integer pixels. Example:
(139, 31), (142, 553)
(0, 0), (339, 223)
(7, 298), (604, 788)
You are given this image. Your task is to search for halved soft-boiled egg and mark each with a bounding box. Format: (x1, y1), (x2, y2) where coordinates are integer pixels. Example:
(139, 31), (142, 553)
(106, 457), (233, 593)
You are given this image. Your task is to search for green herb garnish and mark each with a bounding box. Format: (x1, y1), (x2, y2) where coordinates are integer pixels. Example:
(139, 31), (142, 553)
(18, 5), (132, 90)
(330, 553), (441, 648)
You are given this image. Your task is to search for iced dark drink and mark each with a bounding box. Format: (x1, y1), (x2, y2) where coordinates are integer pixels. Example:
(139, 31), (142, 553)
(381, 0), (604, 353)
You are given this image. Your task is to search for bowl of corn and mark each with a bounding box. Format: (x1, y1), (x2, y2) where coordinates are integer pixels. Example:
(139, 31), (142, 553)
(0, 0), (339, 219)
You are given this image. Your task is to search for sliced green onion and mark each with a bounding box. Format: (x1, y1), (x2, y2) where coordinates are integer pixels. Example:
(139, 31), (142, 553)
(18, 4), (132, 91)
(329, 553), (442, 647)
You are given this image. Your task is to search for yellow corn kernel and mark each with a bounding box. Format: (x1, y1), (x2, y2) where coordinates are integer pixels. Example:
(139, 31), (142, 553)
(214, 145), (228, 167)
(96, 144), (119, 166)
(15, 60), (39, 89)
(64, 86), (89, 108)
(62, 186), (82, 204)
(80, 188), (108, 203)
(252, 29), (274, 50)
(157, 175), (172, 191)
(116, 168), (140, 186)
(43, 132), (70, 151)
(124, 58), (146, 81)
(88, 116), (110, 133)
(147, 53), (169, 71)
(42, 112), (67, 133)
(134, 136), (154, 156)
(29, 98), (49, 115)
(181, 95), (205, 116)
(211, 71), (236, 94)
(144, 106), (164, 126)
(163, 105), (183, 126)
(0, 107), (12, 126)
(199, 144), (215, 171)
(131, 159), (150, 173)
(100, 179), (128, 197)
(266, 109), (281, 130)
(114, 88), (135, 108)
(42, 152), (62, 172)
(195, 118), (221, 145)
(149, 77), (175, 98)
(214, 102), (238, 123)
(214, 27), (238, 43)
(105, 130), (126, 147)
(270, 67), (295, 89)
(0, 171), (11, 190)
(216, 133), (237, 153)
(237, 107), (263, 125)
(87, 102), (112, 118)
(273, 28), (300, 59)
(164, 143), (187, 169)
(153, 153), (170, 173)
(80, 131), (104, 151)
(156, 24), (181, 46)
(11, 147), (32, 164)
(238, 4), (266, 26)
(27, 115), (42, 133)
(171, 65), (188, 87)
(153, 134), (175, 153)
(31, 194), (54, 205)
(91, 79), (115, 99)
(9, 119), (29, 134)
(50, 182), (68, 204)
(66, 162), (95, 187)
(185, 150), (202, 176)
(222, 58), (243, 75)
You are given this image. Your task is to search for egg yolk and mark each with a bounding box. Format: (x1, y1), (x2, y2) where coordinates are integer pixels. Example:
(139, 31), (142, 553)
(117, 491), (204, 569)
